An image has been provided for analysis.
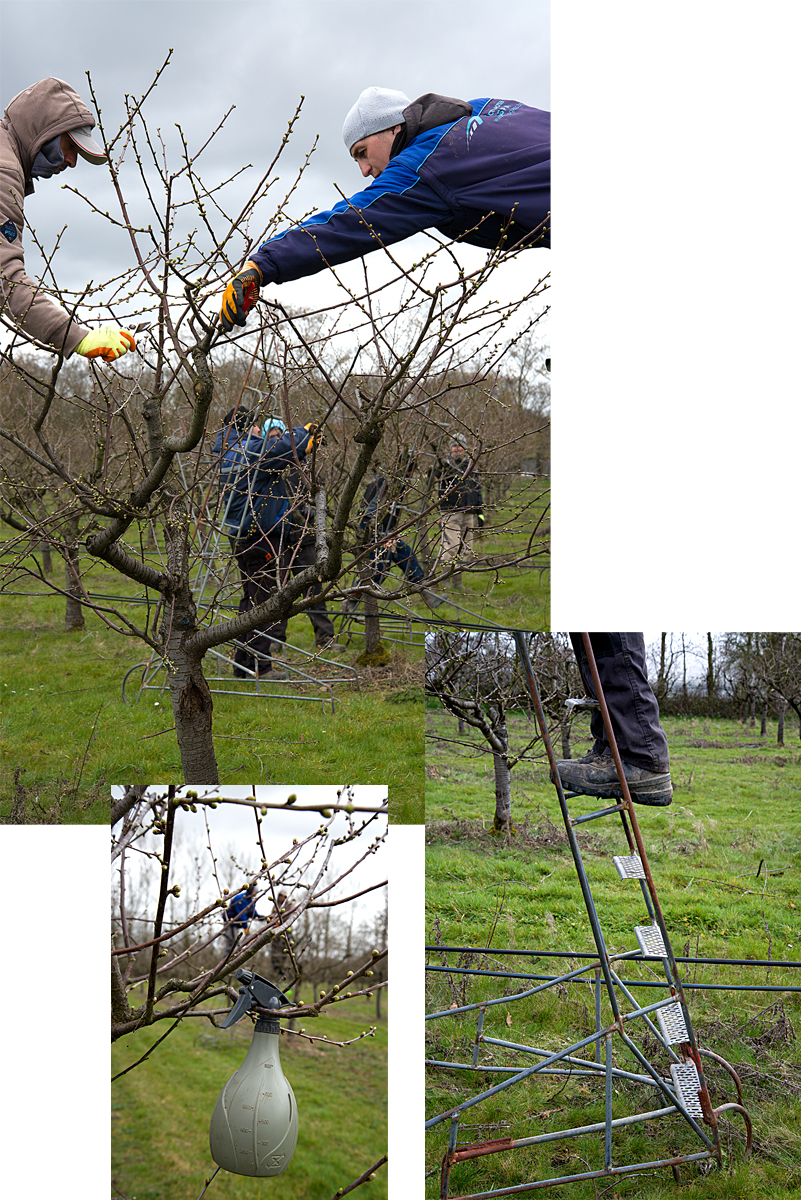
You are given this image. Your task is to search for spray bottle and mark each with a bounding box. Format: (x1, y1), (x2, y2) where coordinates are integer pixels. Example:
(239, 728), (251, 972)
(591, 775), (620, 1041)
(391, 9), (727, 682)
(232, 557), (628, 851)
(209, 969), (299, 1177)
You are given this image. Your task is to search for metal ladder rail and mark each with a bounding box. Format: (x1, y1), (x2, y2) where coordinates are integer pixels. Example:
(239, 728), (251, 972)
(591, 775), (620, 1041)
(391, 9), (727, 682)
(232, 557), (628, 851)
(515, 632), (722, 1137)
(572, 634), (717, 1130)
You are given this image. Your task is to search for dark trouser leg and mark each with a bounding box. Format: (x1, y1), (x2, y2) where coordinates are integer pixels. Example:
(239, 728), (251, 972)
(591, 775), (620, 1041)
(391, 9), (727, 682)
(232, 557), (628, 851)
(234, 541), (278, 669)
(288, 541), (336, 644)
(569, 632), (669, 772)
(391, 540), (424, 583)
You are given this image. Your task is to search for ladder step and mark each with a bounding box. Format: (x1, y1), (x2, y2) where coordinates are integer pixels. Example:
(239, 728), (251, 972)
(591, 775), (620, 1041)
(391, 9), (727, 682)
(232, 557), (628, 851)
(670, 1062), (703, 1117)
(565, 697), (600, 711)
(613, 854), (646, 880)
(657, 1002), (690, 1046)
(634, 924), (666, 957)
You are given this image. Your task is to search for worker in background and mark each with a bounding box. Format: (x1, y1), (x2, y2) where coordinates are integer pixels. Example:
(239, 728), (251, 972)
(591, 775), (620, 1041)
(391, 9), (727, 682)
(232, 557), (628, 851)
(222, 882), (265, 954)
(213, 408), (321, 680)
(434, 436), (484, 590)
(359, 462), (442, 610)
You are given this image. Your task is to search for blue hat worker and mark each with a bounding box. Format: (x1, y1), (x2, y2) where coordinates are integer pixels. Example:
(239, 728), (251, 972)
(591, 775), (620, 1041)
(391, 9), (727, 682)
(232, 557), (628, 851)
(222, 882), (265, 954)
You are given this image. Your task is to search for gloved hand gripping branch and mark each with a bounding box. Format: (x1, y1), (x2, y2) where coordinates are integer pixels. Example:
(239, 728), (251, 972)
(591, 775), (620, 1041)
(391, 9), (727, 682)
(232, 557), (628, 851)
(219, 261), (263, 332)
(304, 421), (327, 451)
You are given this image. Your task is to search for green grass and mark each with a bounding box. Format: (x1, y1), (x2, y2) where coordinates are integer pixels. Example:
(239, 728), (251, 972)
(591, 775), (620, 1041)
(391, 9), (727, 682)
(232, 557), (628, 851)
(430, 477), (550, 629)
(425, 713), (801, 1198)
(0, 483), (550, 824)
(112, 993), (387, 1200)
(0, 572), (425, 822)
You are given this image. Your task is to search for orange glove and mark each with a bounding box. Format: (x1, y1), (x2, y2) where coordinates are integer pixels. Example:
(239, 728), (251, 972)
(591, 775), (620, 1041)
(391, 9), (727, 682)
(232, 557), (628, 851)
(219, 261), (263, 331)
(75, 327), (136, 362)
(304, 421), (327, 450)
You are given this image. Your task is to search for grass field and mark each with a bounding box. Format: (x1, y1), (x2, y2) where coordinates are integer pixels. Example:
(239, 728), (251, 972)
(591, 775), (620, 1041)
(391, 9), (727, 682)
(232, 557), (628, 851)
(0, 485), (547, 823)
(0, 576), (425, 821)
(425, 712), (801, 1198)
(112, 992), (387, 1200)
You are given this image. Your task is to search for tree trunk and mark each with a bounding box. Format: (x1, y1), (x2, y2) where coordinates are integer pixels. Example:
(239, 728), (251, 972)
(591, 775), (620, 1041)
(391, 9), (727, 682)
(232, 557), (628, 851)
(657, 633), (667, 702)
(166, 644), (219, 782)
(364, 590), (381, 653)
(375, 984), (382, 1021)
(492, 750), (512, 830)
(161, 503), (219, 783)
(356, 562), (390, 664)
(681, 634), (688, 701)
(777, 698), (785, 747)
(561, 720), (571, 759)
(760, 699), (767, 737)
(706, 633), (714, 699)
(490, 707), (512, 830)
(64, 514), (85, 631)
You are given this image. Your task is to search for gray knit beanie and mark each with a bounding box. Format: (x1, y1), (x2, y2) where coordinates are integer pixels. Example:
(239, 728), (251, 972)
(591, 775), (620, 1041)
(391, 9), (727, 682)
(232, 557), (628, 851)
(342, 86), (410, 151)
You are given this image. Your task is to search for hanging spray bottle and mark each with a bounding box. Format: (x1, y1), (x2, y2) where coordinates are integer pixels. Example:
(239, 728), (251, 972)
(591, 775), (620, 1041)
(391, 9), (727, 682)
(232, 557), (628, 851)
(209, 969), (299, 1177)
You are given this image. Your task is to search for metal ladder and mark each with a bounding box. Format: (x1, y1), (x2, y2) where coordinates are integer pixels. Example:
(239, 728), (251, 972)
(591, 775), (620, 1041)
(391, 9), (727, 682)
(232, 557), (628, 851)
(428, 632), (752, 1197)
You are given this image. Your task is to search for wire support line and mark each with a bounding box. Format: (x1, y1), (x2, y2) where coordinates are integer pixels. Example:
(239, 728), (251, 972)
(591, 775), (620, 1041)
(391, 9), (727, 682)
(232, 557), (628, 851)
(425, 965), (801, 993)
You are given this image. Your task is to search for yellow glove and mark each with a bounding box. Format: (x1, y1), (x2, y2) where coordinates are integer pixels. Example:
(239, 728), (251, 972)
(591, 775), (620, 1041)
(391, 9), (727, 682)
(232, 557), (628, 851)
(219, 261), (262, 332)
(75, 327), (136, 362)
(304, 421), (327, 450)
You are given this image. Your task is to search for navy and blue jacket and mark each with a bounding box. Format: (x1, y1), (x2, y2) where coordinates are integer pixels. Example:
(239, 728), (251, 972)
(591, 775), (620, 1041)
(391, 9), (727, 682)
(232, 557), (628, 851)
(212, 424), (312, 540)
(225, 890), (263, 930)
(251, 96), (550, 286)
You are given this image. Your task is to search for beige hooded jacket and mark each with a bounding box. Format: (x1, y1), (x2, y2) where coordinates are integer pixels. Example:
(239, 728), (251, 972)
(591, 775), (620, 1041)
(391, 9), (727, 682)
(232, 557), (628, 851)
(0, 78), (98, 355)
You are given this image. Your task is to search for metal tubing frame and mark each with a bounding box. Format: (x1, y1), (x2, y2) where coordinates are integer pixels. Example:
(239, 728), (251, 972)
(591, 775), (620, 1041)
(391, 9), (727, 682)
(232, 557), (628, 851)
(426, 630), (758, 1196)
(426, 963), (801, 993)
(426, 945), (801, 970)
(121, 638), (357, 712)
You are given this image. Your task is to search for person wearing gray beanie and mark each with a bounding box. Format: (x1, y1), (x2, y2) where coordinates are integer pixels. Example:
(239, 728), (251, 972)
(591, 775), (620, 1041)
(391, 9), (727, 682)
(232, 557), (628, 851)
(219, 89), (549, 331)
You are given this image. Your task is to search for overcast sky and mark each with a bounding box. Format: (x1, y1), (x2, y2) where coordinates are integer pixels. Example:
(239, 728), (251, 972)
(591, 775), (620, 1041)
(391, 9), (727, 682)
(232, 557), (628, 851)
(110, 783), (388, 921)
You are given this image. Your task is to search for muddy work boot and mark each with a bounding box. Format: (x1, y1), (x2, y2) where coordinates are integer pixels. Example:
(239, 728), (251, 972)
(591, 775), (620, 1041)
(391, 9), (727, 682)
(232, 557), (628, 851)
(553, 754), (673, 806)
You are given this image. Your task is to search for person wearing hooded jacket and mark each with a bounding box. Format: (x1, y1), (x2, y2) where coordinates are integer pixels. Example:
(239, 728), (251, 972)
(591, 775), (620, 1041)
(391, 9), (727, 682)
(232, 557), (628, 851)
(0, 77), (135, 361)
(219, 87), (549, 328)
(212, 409), (318, 679)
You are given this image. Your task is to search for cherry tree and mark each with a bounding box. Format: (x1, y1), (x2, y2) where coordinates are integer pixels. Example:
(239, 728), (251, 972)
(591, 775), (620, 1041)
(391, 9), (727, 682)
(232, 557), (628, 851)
(112, 783), (388, 1195)
(1, 60), (549, 782)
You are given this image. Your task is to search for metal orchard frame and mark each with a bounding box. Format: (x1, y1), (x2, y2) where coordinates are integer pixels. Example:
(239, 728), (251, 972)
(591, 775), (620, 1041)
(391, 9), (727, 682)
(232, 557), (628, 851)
(426, 631), (755, 1198)
(117, 443), (430, 707)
